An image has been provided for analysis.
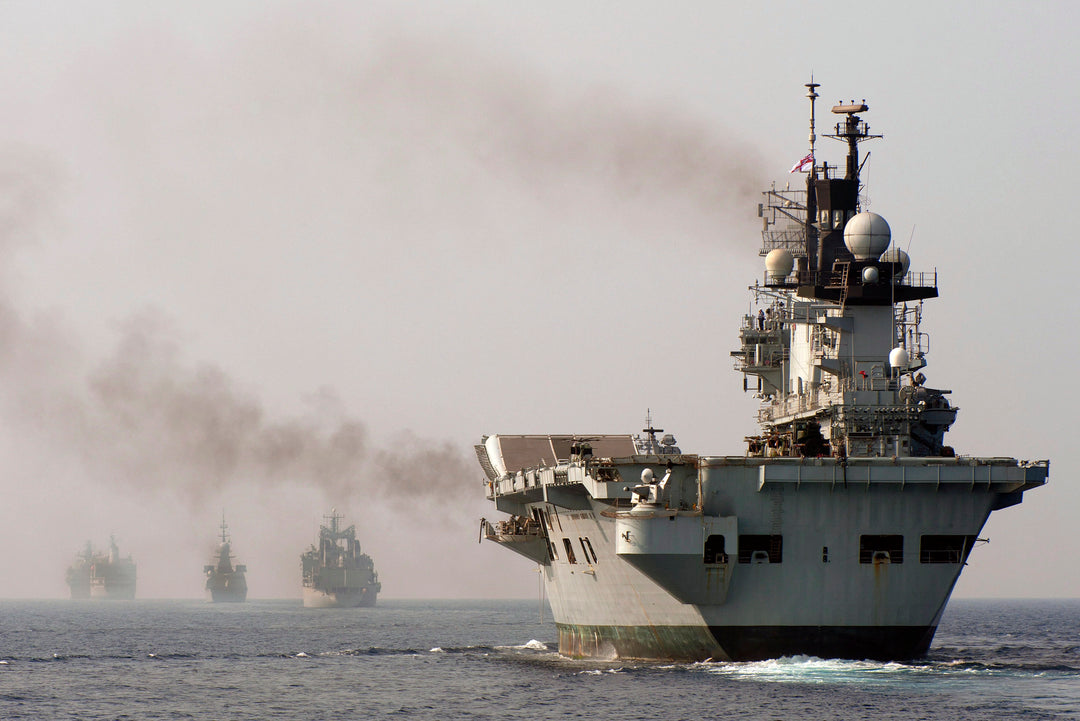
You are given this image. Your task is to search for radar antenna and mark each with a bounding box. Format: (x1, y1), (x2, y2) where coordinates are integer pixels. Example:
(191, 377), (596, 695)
(826, 98), (882, 195)
(643, 408), (664, 447)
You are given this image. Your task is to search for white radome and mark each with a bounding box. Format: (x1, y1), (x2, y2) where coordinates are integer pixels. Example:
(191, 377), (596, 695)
(881, 248), (911, 278)
(889, 346), (910, 369)
(765, 248), (794, 283)
(844, 212), (891, 261)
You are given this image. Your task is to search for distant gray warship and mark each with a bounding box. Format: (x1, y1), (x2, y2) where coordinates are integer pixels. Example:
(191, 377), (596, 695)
(477, 83), (1048, 662)
(301, 510), (380, 608)
(204, 516), (247, 603)
(66, 536), (136, 600)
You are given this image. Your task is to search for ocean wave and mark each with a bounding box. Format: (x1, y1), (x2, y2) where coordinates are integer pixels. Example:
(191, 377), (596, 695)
(496, 639), (552, 652)
(576, 667), (624, 676)
(692, 654), (1080, 686)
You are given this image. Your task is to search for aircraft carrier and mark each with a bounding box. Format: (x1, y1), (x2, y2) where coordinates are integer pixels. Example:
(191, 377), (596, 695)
(476, 83), (1048, 661)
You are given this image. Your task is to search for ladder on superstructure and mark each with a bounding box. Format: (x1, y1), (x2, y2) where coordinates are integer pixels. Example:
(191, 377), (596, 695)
(837, 262), (850, 311)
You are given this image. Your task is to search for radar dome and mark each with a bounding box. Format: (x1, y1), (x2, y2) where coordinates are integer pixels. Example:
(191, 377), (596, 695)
(889, 347), (910, 370)
(881, 248), (910, 278)
(844, 212), (891, 261)
(765, 248), (794, 283)
(862, 266), (879, 284)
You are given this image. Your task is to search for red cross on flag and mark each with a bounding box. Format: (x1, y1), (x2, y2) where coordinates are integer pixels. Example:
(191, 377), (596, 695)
(789, 152), (814, 173)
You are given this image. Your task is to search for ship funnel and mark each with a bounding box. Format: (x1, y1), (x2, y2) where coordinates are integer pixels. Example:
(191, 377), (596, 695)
(844, 212), (891, 261)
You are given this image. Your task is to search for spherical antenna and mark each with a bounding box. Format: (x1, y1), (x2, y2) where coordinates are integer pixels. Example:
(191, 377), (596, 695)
(889, 347), (910, 370)
(765, 248), (794, 284)
(881, 248), (910, 278)
(862, 266), (879, 284)
(844, 212), (891, 261)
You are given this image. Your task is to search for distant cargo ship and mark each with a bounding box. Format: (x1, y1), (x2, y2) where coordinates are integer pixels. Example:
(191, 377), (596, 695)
(204, 516), (247, 603)
(301, 510), (380, 608)
(66, 536), (136, 600)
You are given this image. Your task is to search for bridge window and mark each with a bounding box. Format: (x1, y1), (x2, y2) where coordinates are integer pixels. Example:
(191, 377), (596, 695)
(860, 535), (904, 564)
(562, 538), (577, 564)
(920, 535), (978, 564)
(738, 535), (783, 564)
(704, 535), (728, 564)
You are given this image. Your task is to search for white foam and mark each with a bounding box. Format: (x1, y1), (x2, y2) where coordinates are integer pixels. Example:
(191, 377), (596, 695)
(703, 655), (919, 685)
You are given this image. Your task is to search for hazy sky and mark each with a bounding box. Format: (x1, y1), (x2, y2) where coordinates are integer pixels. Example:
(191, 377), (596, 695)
(0, 1), (1075, 600)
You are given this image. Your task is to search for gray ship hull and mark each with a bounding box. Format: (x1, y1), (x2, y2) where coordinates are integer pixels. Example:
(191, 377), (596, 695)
(89, 573), (136, 601)
(555, 623), (934, 662)
(207, 577), (247, 603)
(209, 590), (247, 603)
(302, 586), (378, 609)
(483, 449), (1047, 661)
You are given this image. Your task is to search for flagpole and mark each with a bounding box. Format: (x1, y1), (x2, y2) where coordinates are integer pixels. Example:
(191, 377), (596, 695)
(805, 78), (820, 276)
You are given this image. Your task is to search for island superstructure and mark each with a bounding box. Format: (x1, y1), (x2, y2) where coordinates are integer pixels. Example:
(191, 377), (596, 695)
(66, 536), (137, 600)
(204, 515), (247, 603)
(301, 510), (381, 608)
(476, 83), (1048, 661)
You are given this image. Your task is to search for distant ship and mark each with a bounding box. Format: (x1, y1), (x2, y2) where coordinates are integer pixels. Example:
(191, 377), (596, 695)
(66, 536), (136, 600)
(204, 516), (247, 603)
(476, 83), (1048, 662)
(301, 510), (380, 608)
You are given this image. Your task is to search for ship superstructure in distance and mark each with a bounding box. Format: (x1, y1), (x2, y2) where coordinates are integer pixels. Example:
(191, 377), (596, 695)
(301, 510), (381, 608)
(66, 536), (137, 600)
(204, 516), (247, 603)
(476, 83), (1048, 662)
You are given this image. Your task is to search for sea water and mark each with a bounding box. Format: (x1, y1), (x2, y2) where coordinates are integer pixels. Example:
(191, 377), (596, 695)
(1, 598), (1077, 720)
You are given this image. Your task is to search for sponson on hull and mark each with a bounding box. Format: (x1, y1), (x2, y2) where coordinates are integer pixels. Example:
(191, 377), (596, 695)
(476, 83), (1048, 662)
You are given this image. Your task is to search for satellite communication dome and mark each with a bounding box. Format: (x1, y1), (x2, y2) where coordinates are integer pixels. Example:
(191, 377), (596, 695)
(862, 266), (879, 284)
(880, 248), (911, 278)
(764, 248), (794, 283)
(888, 347), (910, 369)
(843, 212), (891, 261)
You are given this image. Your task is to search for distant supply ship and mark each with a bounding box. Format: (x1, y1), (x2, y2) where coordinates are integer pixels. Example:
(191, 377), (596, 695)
(301, 510), (380, 608)
(204, 516), (247, 603)
(66, 536), (136, 600)
(476, 83), (1048, 662)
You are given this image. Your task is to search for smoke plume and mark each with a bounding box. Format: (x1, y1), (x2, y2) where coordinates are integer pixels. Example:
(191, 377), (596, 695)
(1, 17), (763, 509)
